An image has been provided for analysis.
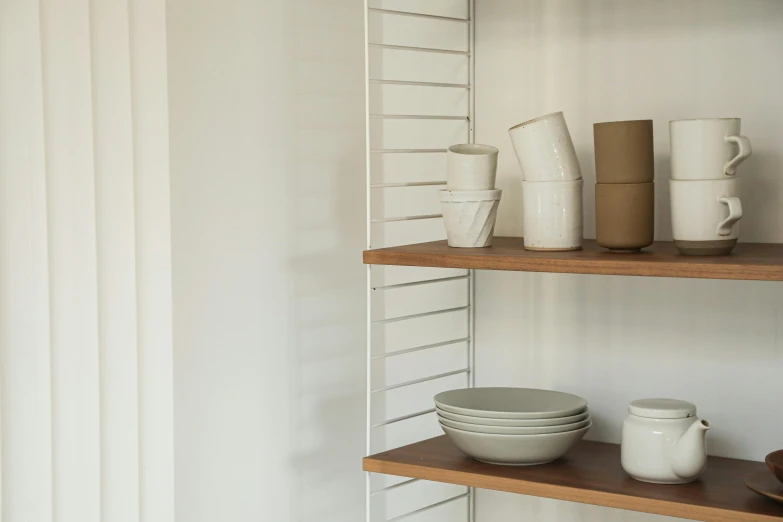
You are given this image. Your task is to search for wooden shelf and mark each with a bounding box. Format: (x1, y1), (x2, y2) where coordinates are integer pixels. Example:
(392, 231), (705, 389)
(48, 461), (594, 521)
(364, 436), (783, 522)
(363, 238), (783, 281)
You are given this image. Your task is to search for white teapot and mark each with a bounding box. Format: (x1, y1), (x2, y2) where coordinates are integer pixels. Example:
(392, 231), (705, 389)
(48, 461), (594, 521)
(621, 398), (711, 484)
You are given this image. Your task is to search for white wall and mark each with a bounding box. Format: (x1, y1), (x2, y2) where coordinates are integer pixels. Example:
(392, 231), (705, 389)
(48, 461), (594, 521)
(166, 1), (366, 521)
(476, 1), (783, 521)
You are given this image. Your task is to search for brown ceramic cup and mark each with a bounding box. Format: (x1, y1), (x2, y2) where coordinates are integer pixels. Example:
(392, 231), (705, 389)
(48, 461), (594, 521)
(595, 182), (654, 252)
(594, 120), (654, 184)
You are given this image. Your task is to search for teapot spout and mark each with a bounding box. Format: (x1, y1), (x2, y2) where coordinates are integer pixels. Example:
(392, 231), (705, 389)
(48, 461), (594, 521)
(672, 419), (711, 480)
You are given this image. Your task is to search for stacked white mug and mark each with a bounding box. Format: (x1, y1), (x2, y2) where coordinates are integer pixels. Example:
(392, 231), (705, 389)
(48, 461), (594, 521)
(440, 144), (502, 248)
(509, 112), (583, 251)
(669, 118), (751, 255)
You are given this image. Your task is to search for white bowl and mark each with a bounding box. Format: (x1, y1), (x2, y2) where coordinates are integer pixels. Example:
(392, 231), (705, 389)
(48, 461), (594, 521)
(440, 422), (591, 466)
(438, 415), (591, 435)
(439, 190), (501, 248)
(435, 387), (588, 419)
(437, 407), (589, 427)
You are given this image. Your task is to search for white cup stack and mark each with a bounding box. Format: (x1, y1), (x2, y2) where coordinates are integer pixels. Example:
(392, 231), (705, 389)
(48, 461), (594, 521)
(440, 144), (501, 248)
(435, 387), (591, 466)
(669, 118), (752, 256)
(509, 111), (584, 251)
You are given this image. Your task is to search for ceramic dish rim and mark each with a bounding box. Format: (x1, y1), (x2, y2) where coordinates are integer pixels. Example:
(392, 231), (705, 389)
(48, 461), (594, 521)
(669, 117), (740, 124)
(438, 415), (591, 435)
(593, 119), (653, 127)
(435, 406), (589, 426)
(447, 143), (499, 155)
(508, 111), (563, 131)
(441, 420), (592, 438)
(766, 449), (783, 479)
(745, 470), (783, 504)
(435, 387), (588, 419)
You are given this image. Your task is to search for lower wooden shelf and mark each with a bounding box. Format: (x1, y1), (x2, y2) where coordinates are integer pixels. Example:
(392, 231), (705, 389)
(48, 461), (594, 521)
(363, 436), (783, 522)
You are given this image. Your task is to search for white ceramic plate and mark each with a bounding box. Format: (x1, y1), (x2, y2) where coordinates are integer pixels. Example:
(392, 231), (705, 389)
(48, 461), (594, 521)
(436, 407), (589, 427)
(435, 387), (588, 419)
(440, 422), (591, 466)
(438, 415), (590, 435)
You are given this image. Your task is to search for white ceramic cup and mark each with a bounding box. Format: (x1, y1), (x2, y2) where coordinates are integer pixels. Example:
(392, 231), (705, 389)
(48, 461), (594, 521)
(508, 112), (582, 182)
(670, 178), (742, 256)
(670, 118), (751, 180)
(446, 144), (499, 191)
(522, 180), (583, 251)
(439, 189), (501, 248)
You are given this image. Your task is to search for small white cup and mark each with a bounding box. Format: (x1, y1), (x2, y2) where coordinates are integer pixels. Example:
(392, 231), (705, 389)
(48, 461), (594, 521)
(670, 178), (742, 256)
(670, 118), (751, 180)
(522, 180), (583, 251)
(509, 111), (582, 182)
(446, 144), (499, 191)
(439, 189), (502, 248)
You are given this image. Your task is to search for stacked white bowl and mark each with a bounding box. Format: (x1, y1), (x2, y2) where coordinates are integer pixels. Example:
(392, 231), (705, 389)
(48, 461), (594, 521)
(439, 144), (501, 248)
(434, 387), (591, 466)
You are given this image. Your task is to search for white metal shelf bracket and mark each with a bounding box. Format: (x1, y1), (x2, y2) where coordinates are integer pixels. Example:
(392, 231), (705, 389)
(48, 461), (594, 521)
(364, 1), (476, 521)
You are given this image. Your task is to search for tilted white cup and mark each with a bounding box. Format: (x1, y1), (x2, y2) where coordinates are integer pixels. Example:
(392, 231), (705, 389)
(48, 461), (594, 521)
(670, 178), (742, 256)
(509, 112), (582, 182)
(670, 118), (751, 180)
(522, 180), (583, 251)
(446, 144), (499, 191)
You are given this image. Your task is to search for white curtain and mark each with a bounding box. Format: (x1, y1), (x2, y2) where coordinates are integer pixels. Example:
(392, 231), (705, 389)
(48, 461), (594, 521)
(0, 1), (174, 522)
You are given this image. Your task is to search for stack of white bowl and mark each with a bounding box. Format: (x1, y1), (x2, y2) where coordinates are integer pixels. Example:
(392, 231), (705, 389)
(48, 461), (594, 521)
(434, 387), (591, 466)
(439, 144), (501, 248)
(508, 111), (584, 251)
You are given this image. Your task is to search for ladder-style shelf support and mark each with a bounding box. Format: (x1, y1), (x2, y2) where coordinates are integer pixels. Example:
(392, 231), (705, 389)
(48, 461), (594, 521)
(364, 237), (783, 282)
(364, 436), (783, 522)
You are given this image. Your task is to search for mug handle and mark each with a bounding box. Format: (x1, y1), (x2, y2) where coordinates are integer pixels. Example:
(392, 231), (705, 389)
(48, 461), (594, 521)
(723, 135), (752, 175)
(716, 196), (743, 236)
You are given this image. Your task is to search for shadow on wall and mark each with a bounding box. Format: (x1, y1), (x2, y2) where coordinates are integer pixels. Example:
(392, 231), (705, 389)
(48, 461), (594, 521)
(484, 0), (783, 241)
(284, 1), (366, 521)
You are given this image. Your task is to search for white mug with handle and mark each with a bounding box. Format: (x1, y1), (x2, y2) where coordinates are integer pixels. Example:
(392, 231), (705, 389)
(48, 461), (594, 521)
(670, 118), (751, 180)
(670, 178), (742, 256)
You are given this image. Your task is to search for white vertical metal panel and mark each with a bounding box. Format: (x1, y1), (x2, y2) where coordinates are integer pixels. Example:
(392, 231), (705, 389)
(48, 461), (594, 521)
(365, 1), (473, 521)
(466, 0), (475, 519)
(40, 0), (101, 520)
(90, 0), (140, 520)
(129, 0), (176, 519)
(0, 2), (53, 521)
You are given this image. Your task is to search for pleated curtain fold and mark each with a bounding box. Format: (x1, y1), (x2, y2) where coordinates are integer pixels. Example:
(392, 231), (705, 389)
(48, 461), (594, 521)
(0, 1), (175, 521)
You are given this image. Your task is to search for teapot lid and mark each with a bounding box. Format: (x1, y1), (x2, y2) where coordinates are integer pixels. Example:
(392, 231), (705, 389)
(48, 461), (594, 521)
(628, 398), (696, 419)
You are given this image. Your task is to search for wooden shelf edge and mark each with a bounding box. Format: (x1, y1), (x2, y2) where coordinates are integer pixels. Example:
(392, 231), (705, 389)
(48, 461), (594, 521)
(363, 437), (783, 522)
(363, 238), (783, 281)
(363, 457), (776, 522)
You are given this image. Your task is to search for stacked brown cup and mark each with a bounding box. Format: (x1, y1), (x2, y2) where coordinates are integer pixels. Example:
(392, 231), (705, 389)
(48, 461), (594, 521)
(593, 120), (655, 252)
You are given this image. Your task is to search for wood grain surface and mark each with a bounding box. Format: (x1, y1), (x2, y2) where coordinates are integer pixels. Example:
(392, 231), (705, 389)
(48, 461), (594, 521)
(363, 238), (783, 281)
(746, 472), (783, 506)
(363, 436), (783, 522)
